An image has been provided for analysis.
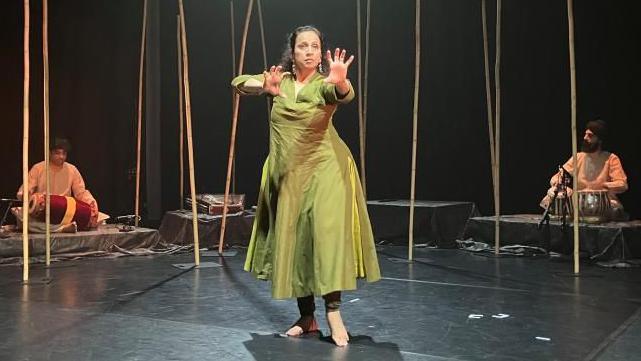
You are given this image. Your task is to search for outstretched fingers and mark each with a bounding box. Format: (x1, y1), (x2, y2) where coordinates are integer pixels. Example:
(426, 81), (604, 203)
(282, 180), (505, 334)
(265, 65), (283, 76)
(263, 65), (286, 98)
(326, 48), (354, 66)
(344, 55), (354, 67)
(270, 65), (282, 77)
(325, 49), (333, 63)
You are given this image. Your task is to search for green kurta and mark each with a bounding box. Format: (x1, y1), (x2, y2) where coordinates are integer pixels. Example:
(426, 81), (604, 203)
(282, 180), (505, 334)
(233, 72), (380, 299)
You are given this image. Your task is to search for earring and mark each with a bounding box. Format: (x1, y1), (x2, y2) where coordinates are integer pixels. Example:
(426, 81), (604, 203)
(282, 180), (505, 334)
(318, 63), (323, 73)
(292, 63), (296, 75)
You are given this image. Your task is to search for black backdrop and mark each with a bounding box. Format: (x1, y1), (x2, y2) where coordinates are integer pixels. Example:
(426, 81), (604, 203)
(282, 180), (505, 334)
(1, 0), (639, 224)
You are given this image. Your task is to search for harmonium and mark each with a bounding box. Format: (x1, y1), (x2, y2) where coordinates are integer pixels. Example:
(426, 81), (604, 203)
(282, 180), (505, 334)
(184, 194), (245, 216)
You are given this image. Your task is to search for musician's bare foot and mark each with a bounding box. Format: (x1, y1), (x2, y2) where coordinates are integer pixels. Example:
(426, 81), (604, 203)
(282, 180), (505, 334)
(285, 315), (319, 336)
(326, 310), (349, 347)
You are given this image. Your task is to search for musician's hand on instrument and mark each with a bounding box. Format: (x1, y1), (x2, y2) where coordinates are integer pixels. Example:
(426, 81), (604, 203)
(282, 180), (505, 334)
(566, 188), (574, 198)
(546, 187), (557, 198)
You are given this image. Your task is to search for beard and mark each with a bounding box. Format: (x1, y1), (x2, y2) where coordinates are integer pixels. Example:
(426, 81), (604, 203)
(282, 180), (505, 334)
(581, 139), (600, 153)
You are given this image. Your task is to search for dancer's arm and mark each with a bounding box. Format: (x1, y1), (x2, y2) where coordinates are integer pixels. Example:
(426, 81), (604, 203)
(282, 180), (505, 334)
(231, 74), (265, 95)
(231, 65), (287, 98)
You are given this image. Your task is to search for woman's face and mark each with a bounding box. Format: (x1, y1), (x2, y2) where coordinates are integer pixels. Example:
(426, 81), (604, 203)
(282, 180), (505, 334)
(293, 31), (322, 73)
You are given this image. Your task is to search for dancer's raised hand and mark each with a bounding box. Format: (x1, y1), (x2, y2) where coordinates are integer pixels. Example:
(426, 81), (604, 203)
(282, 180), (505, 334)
(323, 48), (354, 85)
(263, 65), (286, 98)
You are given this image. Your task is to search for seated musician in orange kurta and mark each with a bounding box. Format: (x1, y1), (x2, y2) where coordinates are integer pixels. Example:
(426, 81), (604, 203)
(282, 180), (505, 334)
(16, 138), (100, 230)
(541, 120), (629, 220)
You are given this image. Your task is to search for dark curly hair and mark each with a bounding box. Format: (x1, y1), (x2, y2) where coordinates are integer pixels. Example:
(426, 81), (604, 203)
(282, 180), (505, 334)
(278, 25), (330, 76)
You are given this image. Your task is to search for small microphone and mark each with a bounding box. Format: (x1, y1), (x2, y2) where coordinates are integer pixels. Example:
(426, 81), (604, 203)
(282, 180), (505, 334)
(115, 215), (139, 221)
(559, 166), (574, 186)
(107, 215), (141, 224)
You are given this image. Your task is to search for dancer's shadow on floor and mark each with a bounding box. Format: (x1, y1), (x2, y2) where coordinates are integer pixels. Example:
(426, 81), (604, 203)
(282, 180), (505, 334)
(243, 332), (404, 361)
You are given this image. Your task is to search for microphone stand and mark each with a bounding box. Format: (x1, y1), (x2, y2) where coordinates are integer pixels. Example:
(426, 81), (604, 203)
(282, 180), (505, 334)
(538, 167), (572, 252)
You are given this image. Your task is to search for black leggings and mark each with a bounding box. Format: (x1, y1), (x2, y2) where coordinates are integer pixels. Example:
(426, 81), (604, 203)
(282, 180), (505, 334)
(297, 291), (341, 316)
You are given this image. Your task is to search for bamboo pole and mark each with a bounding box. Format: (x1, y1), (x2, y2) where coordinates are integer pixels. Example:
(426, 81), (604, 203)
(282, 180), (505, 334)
(22, 0), (31, 282)
(408, 0), (420, 261)
(229, 0), (237, 194)
(230, 1), (237, 79)
(177, 15), (185, 210)
(178, 0), (201, 266)
(43, 0), (51, 266)
(356, 0), (371, 198)
(493, 0), (502, 255)
(256, 0), (270, 117)
(363, 0), (371, 196)
(218, 0), (254, 255)
(481, 0), (497, 255)
(134, 0), (148, 227)
(356, 0), (365, 195)
(567, 0), (580, 274)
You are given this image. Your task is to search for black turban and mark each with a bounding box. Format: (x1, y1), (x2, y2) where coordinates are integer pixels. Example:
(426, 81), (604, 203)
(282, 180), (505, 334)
(586, 119), (607, 143)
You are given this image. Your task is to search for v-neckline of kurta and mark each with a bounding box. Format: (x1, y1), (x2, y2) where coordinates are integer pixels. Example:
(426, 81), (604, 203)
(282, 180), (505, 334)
(291, 72), (321, 102)
(294, 81), (305, 100)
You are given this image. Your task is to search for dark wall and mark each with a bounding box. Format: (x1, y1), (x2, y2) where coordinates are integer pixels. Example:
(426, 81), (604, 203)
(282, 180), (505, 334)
(2, 0), (640, 222)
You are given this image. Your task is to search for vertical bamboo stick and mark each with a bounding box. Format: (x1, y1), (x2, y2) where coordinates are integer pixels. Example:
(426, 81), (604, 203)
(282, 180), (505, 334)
(256, 0), (270, 117)
(134, 0), (148, 227)
(408, 0), (421, 261)
(481, 0), (497, 253)
(356, 0), (365, 195)
(177, 15), (185, 210)
(230, 1), (237, 79)
(178, 0), (201, 266)
(22, 0), (31, 282)
(218, 0), (254, 255)
(362, 0), (371, 196)
(43, 0), (51, 266)
(229, 0), (237, 194)
(567, 0), (580, 274)
(356, 0), (371, 198)
(493, 0), (502, 255)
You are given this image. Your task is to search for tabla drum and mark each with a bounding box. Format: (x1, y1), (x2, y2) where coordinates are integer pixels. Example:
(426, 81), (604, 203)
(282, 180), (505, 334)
(548, 190), (611, 223)
(28, 193), (93, 231)
(578, 190), (611, 224)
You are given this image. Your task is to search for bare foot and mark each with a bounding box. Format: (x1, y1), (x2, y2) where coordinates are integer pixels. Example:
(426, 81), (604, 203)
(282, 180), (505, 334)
(285, 315), (319, 337)
(326, 310), (349, 346)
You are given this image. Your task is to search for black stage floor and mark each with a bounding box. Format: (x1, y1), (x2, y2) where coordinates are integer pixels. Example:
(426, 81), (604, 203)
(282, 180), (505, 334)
(1, 246), (640, 360)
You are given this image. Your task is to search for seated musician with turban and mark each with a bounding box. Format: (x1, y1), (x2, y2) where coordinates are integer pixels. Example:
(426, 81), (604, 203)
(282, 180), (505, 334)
(15, 138), (100, 231)
(541, 120), (629, 221)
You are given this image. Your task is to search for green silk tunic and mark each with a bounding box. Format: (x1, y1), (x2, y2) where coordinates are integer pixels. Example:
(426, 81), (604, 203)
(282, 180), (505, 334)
(233, 72), (380, 299)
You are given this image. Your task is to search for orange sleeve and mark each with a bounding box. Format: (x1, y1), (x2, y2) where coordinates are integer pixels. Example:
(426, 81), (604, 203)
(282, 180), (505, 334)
(16, 163), (42, 198)
(604, 154), (628, 194)
(71, 166), (97, 208)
